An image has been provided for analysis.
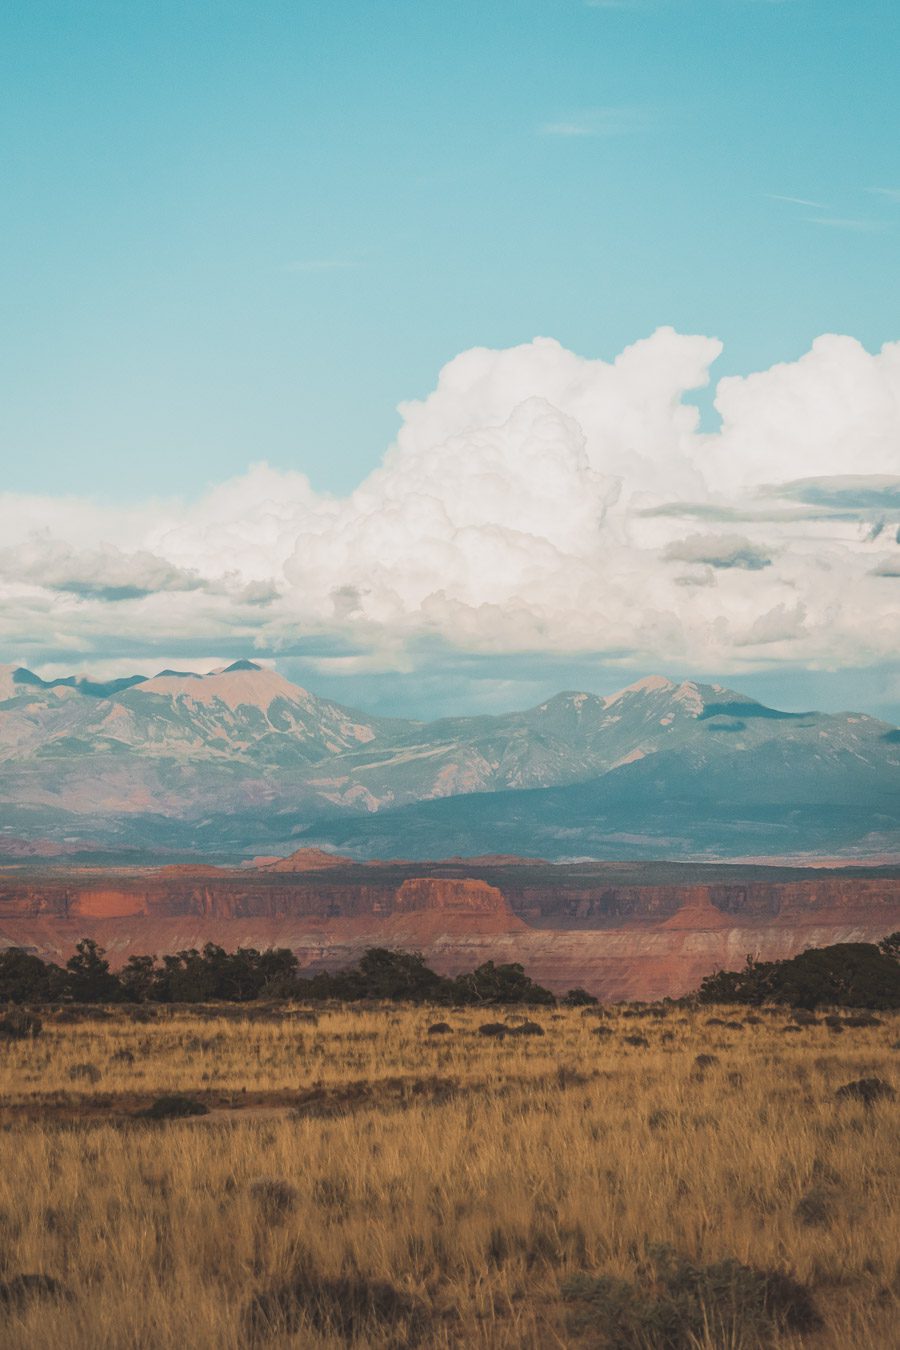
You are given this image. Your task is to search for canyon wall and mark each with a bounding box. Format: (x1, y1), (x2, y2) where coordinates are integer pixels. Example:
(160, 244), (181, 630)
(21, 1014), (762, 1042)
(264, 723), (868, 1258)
(0, 856), (898, 1000)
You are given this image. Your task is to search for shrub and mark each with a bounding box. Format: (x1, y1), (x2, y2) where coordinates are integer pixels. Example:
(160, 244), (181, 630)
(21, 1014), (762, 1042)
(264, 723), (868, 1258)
(65, 939), (122, 1003)
(68, 1062), (101, 1084)
(245, 1271), (428, 1343)
(478, 1022), (508, 1038)
(698, 943), (900, 1009)
(249, 1178), (298, 1221)
(0, 1273), (71, 1308)
(451, 960), (556, 1007)
(563, 1245), (820, 1349)
(137, 1094), (210, 1120)
(835, 1078), (895, 1106)
(508, 1020), (545, 1036)
(0, 949), (63, 1004)
(427, 1022), (452, 1035)
(794, 1187), (834, 1227)
(565, 987), (599, 1006)
(0, 1008), (43, 1040)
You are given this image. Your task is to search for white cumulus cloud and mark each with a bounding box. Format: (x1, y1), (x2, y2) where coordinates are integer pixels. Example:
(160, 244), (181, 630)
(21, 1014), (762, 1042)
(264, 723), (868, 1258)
(1, 327), (900, 680)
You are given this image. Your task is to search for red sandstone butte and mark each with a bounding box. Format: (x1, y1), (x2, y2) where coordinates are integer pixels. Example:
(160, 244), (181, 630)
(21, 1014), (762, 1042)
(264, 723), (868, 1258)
(0, 854), (898, 1000)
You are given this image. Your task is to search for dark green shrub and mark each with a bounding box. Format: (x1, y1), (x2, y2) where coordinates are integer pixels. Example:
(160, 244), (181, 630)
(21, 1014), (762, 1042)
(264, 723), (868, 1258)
(563, 1245), (820, 1348)
(0, 949), (63, 1004)
(508, 1020), (545, 1036)
(835, 1078), (895, 1106)
(565, 987), (599, 1006)
(0, 1008), (43, 1039)
(0, 1273), (71, 1308)
(65, 939), (122, 1003)
(698, 943), (900, 1009)
(245, 1271), (428, 1343)
(794, 1187), (833, 1227)
(137, 1094), (209, 1120)
(451, 960), (556, 1007)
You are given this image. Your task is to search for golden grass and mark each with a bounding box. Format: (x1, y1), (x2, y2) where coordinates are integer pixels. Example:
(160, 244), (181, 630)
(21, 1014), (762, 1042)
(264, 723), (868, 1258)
(0, 1003), (897, 1348)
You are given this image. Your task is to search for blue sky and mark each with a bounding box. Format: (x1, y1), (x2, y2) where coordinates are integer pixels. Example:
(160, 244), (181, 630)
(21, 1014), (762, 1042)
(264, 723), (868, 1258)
(2, 0), (898, 498)
(2, 0), (900, 723)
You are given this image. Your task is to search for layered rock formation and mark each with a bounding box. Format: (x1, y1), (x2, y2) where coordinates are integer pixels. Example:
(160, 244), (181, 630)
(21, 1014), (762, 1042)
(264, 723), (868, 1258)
(0, 855), (897, 1000)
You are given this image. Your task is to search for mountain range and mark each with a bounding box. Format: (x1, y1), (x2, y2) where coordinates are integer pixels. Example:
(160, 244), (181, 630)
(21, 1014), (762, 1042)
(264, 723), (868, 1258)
(1, 660), (898, 862)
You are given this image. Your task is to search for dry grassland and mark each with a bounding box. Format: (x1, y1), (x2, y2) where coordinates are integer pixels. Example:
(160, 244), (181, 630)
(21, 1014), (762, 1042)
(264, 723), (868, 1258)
(0, 1002), (897, 1348)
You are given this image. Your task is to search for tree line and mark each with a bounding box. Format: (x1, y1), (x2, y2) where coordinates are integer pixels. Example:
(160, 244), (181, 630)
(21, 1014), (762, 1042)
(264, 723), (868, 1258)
(697, 935), (900, 1010)
(0, 940), (585, 1007)
(0, 934), (897, 1009)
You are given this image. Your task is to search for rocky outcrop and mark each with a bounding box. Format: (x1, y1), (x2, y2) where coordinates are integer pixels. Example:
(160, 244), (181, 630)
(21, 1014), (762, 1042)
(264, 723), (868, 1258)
(394, 877), (507, 915)
(0, 858), (898, 999)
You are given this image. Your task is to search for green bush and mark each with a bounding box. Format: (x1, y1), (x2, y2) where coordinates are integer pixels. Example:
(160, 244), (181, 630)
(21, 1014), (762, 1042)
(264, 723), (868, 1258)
(697, 941), (900, 1009)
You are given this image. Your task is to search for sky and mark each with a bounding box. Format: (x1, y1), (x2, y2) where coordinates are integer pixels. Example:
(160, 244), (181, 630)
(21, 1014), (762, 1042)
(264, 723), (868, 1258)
(1, 0), (900, 720)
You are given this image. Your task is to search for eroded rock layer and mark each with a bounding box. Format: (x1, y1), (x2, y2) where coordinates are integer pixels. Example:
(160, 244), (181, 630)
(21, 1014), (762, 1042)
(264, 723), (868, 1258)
(0, 856), (898, 999)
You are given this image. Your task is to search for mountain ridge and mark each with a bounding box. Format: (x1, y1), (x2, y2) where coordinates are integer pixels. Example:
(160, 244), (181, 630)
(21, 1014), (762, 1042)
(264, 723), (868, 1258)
(1, 660), (897, 861)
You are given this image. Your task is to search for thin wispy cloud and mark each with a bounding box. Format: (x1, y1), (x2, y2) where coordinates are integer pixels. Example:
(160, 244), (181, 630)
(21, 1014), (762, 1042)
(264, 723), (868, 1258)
(869, 187), (900, 202)
(538, 107), (651, 138)
(808, 216), (886, 233)
(767, 193), (829, 210)
(768, 192), (889, 233)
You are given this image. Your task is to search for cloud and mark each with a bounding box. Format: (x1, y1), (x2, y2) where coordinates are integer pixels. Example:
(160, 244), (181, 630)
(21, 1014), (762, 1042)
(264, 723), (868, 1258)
(767, 194), (829, 210)
(0, 540), (205, 602)
(704, 334), (900, 493)
(2, 327), (900, 680)
(663, 533), (773, 570)
(774, 475), (900, 511)
(808, 217), (886, 233)
(872, 558), (900, 578)
(738, 603), (807, 647)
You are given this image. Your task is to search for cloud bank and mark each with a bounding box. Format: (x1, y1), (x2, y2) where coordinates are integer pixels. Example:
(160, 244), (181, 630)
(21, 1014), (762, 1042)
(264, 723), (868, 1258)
(2, 327), (899, 678)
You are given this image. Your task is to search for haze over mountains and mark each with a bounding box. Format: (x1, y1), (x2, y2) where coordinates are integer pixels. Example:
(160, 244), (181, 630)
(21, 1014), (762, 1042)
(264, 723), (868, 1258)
(1, 660), (898, 863)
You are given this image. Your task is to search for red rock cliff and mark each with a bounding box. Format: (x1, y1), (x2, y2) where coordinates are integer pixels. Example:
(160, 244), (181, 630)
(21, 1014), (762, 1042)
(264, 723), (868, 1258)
(0, 859), (897, 999)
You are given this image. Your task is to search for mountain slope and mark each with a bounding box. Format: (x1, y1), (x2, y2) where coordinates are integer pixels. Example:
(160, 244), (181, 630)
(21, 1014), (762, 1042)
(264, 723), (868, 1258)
(306, 736), (900, 862)
(0, 662), (897, 860)
(0, 660), (391, 765)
